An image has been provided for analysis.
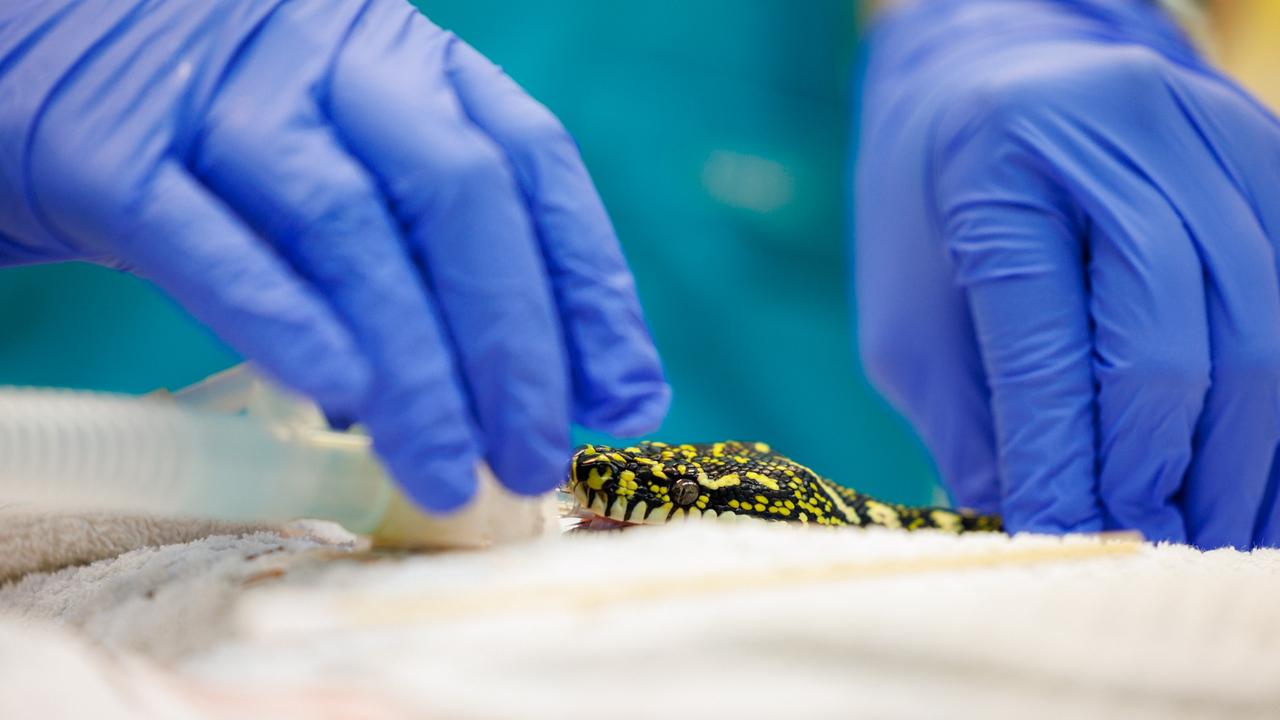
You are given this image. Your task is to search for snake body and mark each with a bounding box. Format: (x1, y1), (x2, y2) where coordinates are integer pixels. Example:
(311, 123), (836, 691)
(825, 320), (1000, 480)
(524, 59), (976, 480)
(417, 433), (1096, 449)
(569, 441), (1002, 533)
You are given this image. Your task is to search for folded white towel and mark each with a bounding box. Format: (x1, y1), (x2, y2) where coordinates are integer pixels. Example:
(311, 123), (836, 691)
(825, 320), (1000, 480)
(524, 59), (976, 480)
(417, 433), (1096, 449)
(4, 518), (1277, 719)
(0, 507), (277, 582)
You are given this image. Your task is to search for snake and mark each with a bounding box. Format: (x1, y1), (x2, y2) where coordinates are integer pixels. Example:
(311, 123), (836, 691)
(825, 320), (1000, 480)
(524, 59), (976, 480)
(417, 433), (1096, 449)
(568, 440), (1002, 533)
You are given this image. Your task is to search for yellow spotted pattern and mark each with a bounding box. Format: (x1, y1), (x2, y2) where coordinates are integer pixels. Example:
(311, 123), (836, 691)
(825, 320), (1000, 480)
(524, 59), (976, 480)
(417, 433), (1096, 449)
(567, 441), (1003, 534)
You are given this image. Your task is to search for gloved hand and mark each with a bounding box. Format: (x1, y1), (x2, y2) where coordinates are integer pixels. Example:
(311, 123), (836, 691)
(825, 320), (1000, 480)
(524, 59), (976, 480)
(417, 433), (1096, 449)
(855, 0), (1280, 549)
(0, 0), (669, 511)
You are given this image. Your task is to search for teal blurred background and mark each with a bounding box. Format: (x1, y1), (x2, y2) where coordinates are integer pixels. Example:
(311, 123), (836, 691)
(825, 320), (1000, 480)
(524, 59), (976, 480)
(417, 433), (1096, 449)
(0, 0), (939, 504)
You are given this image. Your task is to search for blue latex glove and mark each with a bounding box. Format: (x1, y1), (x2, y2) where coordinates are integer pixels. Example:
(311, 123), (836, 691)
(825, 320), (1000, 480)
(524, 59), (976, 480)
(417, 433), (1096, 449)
(0, 0), (669, 511)
(856, 0), (1280, 549)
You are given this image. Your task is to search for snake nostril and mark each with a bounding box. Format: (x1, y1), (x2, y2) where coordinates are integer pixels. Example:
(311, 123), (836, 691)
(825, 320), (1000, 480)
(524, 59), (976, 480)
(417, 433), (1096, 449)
(672, 478), (699, 507)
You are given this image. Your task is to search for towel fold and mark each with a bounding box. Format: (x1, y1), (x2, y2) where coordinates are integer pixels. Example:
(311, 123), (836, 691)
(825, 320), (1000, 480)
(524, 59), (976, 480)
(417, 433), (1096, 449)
(0, 508), (280, 582)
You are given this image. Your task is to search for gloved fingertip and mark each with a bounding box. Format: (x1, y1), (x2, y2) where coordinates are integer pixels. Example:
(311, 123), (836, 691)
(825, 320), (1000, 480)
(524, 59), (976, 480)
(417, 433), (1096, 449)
(1101, 507), (1185, 546)
(1189, 527), (1255, 552)
(306, 378), (363, 432)
(1137, 524), (1184, 546)
(1002, 513), (1105, 537)
(490, 434), (571, 498)
(310, 361), (372, 422)
(495, 462), (564, 498)
(392, 454), (480, 514)
(575, 381), (672, 438)
(998, 467), (1105, 537)
(1191, 538), (1251, 552)
(1253, 533), (1280, 550)
(323, 410), (355, 432)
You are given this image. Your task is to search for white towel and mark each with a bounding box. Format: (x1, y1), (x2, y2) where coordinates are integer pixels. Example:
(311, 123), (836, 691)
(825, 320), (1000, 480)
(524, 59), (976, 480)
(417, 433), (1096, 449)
(0, 507), (278, 582)
(3, 519), (1278, 719)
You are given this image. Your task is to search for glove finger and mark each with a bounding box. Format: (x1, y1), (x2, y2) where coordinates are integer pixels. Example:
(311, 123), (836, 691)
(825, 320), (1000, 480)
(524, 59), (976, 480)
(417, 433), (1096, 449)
(1172, 179), (1280, 550)
(1162, 71), (1280, 243)
(194, 19), (483, 511)
(1085, 184), (1206, 545)
(856, 279), (1000, 514)
(442, 35), (671, 436)
(108, 163), (370, 413)
(1253, 448), (1280, 547)
(324, 1), (571, 497)
(855, 38), (1014, 512)
(936, 141), (1103, 535)
(1164, 72), (1280, 548)
(855, 149), (999, 512)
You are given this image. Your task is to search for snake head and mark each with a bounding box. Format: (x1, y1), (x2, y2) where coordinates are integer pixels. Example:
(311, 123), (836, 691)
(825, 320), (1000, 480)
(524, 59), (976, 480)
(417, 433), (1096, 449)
(568, 442), (708, 524)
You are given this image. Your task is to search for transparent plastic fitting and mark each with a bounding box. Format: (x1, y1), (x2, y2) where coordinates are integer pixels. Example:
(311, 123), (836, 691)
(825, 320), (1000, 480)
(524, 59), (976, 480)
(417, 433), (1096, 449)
(0, 365), (557, 546)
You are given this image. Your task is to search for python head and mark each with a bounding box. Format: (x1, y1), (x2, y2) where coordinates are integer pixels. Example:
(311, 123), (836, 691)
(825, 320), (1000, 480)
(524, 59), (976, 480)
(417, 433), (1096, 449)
(568, 440), (792, 524)
(569, 442), (710, 524)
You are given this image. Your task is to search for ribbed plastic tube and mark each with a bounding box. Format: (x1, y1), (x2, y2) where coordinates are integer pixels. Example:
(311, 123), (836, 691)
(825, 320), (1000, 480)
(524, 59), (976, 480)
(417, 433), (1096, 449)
(0, 388), (392, 533)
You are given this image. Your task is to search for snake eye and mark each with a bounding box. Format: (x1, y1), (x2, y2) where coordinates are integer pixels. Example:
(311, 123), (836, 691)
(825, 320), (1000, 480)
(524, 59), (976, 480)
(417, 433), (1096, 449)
(672, 478), (699, 507)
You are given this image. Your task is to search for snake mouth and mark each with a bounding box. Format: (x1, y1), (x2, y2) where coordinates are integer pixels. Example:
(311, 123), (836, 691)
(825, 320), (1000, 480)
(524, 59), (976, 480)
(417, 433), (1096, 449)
(567, 480), (759, 526)
(568, 481), (655, 524)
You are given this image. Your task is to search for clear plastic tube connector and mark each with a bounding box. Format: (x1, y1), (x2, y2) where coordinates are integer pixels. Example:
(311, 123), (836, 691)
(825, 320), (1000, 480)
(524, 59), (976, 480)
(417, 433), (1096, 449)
(0, 385), (391, 534)
(0, 365), (557, 546)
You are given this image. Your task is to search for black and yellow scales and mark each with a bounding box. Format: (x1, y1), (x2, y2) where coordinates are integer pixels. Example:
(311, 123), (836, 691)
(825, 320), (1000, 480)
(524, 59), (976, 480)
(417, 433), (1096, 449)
(569, 440), (1002, 533)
